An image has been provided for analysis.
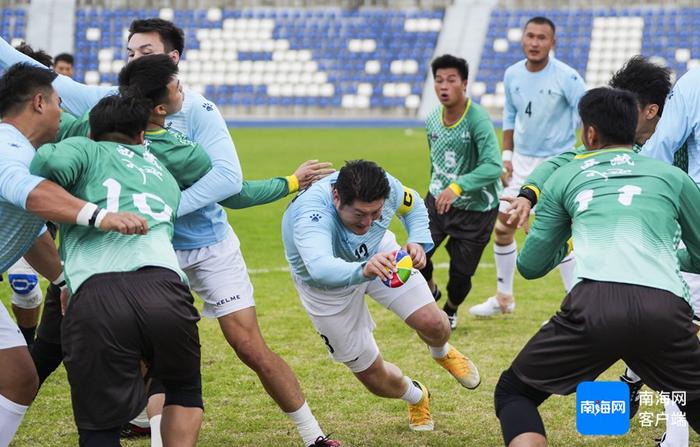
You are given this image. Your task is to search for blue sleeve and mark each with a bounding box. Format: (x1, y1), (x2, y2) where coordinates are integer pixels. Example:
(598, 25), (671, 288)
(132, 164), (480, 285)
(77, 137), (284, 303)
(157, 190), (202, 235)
(0, 38), (114, 116)
(641, 86), (692, 164)
(293, 205), (366, 288)
(0, 154), (44, 209)
(392, 180), (434, 252)
(502, 70), (516, 130)
(176, 99), (243, 217)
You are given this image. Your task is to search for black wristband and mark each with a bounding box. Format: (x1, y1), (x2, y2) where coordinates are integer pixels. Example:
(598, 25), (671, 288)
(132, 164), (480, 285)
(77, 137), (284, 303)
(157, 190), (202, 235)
(87, 207), (102, 227)
(517, 186), (538, 207)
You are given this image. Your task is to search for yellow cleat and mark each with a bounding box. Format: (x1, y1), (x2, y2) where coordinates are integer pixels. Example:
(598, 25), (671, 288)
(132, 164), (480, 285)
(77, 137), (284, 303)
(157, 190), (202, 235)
(435, 346), (481, 389)
(408, 381), (434, 431)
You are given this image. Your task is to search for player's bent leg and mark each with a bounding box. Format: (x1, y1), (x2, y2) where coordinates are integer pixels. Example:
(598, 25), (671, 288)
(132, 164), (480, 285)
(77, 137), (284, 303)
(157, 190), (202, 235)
(9, 258), (43, 346)
(680, 398), (700, 436)
(218, 307), (305, 412)
(495, 368), (550, 447)
(31, 283), (63, 386)
(77, 426), (121, 447)
(0, 346), (38, 447)
(159, 377), (203, 447)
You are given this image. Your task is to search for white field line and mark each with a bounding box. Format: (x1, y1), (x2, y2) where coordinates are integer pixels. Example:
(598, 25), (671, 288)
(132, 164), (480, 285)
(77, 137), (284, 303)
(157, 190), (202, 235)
(248, 262), (495, 275)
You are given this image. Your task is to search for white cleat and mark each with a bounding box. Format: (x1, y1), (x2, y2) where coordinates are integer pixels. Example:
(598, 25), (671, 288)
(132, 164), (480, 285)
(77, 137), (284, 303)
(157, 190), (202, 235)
(469, 296), (515, 317)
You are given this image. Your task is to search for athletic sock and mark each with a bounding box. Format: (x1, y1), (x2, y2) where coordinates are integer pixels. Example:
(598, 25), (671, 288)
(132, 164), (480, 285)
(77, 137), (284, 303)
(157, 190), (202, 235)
(400, 377), (424, 405)
(429, 343), (449, 359)
(660, 400), (688, 447)
(0, 392), (28, 447)
(558, 253), (577, 293)
(494, 242), (517, 295)
(149, 415), (163, 447)
(286, 401), (324, 447)
(19, 325), (36, 347)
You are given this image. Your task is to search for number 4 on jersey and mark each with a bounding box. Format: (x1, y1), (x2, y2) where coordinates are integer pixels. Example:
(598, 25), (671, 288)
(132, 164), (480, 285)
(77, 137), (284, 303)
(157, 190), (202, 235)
(525, 101), (532, 117)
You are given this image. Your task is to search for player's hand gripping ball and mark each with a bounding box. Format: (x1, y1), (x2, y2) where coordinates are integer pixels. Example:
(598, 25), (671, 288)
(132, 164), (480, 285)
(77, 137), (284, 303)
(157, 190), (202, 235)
(383, 249), (413, 288)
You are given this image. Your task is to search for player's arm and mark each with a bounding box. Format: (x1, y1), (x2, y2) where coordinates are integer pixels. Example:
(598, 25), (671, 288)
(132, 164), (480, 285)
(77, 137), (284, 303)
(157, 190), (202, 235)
(449, 117), (503, 197)
(293, 207), (368, 288)
(641, 85), (692, 164)
(176, 99), (243, 217)
(218, 160), (334, 209)
(29, 139), (148, 234)
(677, 175), (700, 273)
(0, 38), (115, 116)
(394, 182), (434, 251)
(516, 181), (571, 279)
(564, 70), (587, 113)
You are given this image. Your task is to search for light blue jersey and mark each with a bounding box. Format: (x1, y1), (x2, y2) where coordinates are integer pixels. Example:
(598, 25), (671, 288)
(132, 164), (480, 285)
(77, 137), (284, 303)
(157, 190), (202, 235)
(503, 57), (587, 157)
(0, 38), (243, 250)
(641, 67), (700, 184)
(282, 172), (433, 290)
(0, 124), (46, 272)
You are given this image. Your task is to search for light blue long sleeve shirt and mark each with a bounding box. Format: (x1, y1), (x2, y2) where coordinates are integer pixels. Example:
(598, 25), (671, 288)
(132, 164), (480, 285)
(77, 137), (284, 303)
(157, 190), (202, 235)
(641, 67), (700, 184)
(282, 172), (434, 290)
(502, 57), (587, 157)
(0, 38), (243, 249)
(0, 124), (46, 272)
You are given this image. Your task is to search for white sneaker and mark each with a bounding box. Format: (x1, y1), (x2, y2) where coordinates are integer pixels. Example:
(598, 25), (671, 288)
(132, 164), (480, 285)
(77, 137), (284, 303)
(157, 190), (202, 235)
(447, 313), (457, 330)
(469, 296), (515, 317)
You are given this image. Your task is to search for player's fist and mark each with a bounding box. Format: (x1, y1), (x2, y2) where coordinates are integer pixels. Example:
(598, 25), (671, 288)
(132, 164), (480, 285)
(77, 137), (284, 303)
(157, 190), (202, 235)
(294, 159), (335, 190)
(363, 252), (396, 281)
(404, 243), (427, 270)
(501, 160), (513, 186)
(502, 196), (532, 231)
(435, 188), (458, 215)
(99, 212), (149, 235)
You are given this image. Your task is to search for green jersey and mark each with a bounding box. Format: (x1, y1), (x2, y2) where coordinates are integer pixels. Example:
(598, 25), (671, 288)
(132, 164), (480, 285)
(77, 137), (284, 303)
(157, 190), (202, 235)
(60, 113), (293, 209)
(518, 147), (700, 303)
(56, 111), (84, 141)
(425, 100), (503, 212)
(30, 136), (185, 293)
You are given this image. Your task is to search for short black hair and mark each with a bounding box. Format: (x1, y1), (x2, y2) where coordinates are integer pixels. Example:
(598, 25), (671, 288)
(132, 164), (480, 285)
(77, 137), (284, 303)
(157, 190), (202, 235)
(89, 94), (151, 141)
(128, 18), (185, 57)
(431, 54), (469, 81)
(578, 87), (638, 147)
(118, 54), (178, 108)
(334, 160), (390, 206)
(53, 53), (74, 65)
(525, 16), (556, 34)
(609, 55), (671, 116)
(0, 63), (57, 118)
(14, 42), (53, 68)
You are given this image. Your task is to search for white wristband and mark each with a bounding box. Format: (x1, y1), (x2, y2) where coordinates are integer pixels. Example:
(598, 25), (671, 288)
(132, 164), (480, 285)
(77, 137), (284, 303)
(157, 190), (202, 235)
(502, 150), (513, 162)
(51, 271), (65, 286)
(76, 202), (98, 226)
(94, 209), (108, 228)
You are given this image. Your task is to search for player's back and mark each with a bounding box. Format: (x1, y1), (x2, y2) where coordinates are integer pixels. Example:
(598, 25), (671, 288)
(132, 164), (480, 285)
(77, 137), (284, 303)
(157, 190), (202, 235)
(551, 148), (691, 299)
(503, 57), (585, 157)
(30, 136), (184, 292)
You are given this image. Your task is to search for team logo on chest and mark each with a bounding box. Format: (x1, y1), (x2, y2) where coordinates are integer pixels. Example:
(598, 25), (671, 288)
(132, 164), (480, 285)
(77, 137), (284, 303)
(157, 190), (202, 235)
(430, 132), (439, 143)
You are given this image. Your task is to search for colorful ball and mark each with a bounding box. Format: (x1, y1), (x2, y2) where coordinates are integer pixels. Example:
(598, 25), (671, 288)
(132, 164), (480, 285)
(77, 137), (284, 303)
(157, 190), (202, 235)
(383, 249), (413, 288)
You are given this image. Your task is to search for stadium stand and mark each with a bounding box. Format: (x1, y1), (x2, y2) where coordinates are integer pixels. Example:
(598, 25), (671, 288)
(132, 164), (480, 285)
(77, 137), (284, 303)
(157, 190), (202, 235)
(0, 7), (27, 45)
(74, 7), (443, 116)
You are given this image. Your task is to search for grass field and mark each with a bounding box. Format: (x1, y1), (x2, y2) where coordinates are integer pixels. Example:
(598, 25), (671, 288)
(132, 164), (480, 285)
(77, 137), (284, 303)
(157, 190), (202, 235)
(5, 128), (697, 446)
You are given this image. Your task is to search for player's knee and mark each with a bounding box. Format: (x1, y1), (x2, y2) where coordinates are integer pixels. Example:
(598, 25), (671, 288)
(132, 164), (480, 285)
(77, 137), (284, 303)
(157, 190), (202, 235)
(9, 369), (39, 406)
(494, 218), (516, 241)
(9, 272), (42, 310)
(495, 369), (548, 446)
(162, 375), (204, 410)
(231, 335), (272, 370)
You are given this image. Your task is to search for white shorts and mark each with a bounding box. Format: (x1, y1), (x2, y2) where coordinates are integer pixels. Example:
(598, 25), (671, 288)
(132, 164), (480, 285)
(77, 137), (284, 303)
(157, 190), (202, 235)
(0, 303), (25, 350)
(176, 227), (255, 318)
(499, 152), (549, 213)
(292, 231), (434, 373)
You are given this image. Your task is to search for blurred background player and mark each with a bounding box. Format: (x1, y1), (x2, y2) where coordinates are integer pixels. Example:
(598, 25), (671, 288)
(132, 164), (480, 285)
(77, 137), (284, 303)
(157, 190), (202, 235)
(470, 16), (587, 317)
(419, 54), (502, 329)
(495, 87), (700, 447)
(53, 52), (74, 77)
(283, 160), (481, 433)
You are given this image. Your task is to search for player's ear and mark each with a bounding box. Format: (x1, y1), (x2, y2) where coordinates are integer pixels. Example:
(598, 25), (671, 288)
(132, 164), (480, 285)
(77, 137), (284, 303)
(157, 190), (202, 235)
(154, 103), (167, 117)
(135, 130), (145, 145)
(32, 91), (44, 113)
(169, 50), (180, 65)
(644, 103), (660, 119)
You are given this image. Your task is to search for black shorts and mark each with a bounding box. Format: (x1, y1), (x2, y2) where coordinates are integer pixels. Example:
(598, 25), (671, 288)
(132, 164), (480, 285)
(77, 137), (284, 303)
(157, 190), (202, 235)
(424, 193), (499, 277)
(62, 267), (201, 430)
(512, 280), (700, 401)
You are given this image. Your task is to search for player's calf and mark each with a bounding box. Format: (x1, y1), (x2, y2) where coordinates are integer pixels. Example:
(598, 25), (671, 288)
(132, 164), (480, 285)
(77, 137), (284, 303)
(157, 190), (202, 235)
(495, 368), (550, 447)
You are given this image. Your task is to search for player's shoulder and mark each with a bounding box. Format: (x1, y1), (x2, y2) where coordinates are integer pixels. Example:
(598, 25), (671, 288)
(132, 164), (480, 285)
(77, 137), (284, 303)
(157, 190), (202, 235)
(292, 172), (336, 209)
(504, 59), (526, 77)
(466, 100), (490, 121)
(425, 105), (443, 125)
(183, 87), (220, 116)
(550, 58), (583, 81)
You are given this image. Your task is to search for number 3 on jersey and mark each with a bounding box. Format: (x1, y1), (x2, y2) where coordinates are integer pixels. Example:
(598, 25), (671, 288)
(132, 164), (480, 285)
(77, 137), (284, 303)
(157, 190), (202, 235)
(103, 178), (173, 221)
